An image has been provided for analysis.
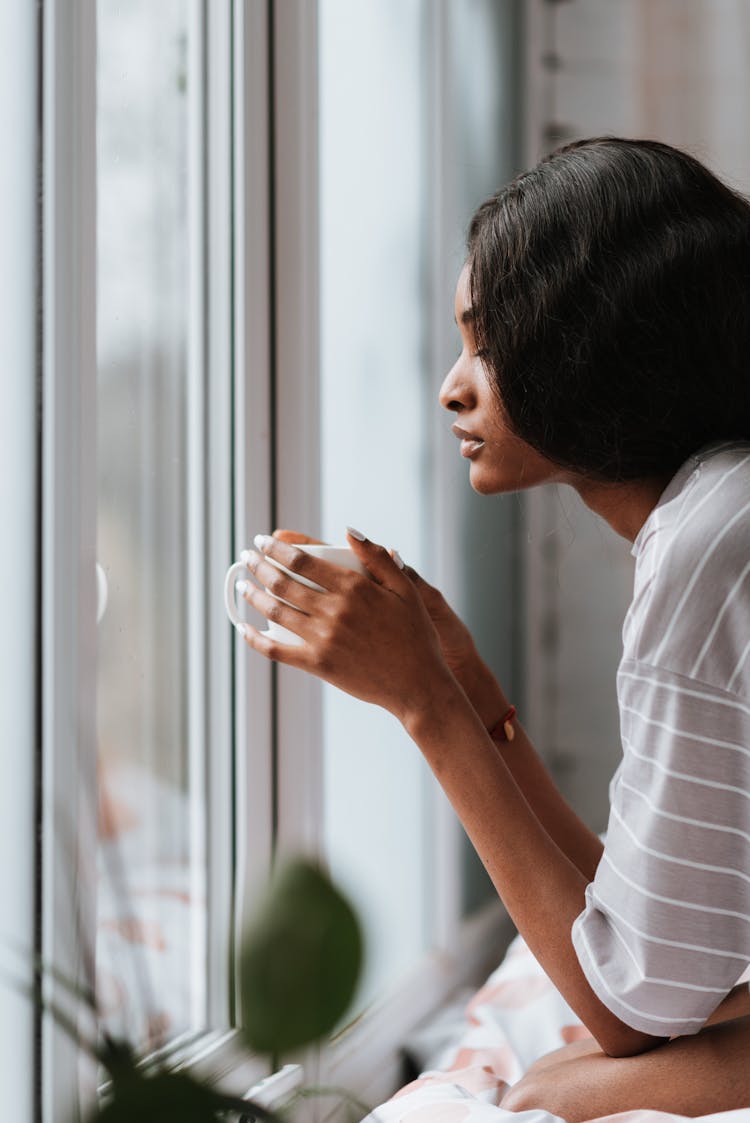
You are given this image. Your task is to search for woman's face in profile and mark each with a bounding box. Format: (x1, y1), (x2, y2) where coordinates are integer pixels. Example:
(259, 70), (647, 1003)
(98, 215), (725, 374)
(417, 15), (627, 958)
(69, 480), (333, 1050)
(439, 264), (559, 496)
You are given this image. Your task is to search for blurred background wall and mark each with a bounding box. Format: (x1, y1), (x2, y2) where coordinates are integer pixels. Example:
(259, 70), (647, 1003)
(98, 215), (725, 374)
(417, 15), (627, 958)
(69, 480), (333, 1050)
(521, 0), (750, 832)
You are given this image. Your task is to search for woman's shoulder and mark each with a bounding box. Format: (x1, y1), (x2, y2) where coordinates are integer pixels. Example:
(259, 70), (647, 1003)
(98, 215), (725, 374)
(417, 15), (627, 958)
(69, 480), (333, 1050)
(664, 440), (750, 567)
(627, 440), (750, 696)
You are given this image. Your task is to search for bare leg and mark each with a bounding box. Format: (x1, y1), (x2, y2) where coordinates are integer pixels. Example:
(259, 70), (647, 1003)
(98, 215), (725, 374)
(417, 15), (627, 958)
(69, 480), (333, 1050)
(501, 1003), (750, 1121)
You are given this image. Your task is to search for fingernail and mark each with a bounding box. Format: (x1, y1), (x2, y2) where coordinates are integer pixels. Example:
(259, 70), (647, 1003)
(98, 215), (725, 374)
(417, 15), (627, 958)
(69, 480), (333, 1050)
(346, 526), (367, 542)
(254, 533), (273, 552)
(391, 549), (405, 570)
(236, 579), (249, 595)
(234, 622), (249, 638)
(240, 549), (252, 565)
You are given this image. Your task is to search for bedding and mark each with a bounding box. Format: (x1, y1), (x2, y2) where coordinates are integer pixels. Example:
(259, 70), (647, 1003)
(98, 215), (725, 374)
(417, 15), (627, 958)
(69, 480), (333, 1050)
(363, 933), (750, 1123)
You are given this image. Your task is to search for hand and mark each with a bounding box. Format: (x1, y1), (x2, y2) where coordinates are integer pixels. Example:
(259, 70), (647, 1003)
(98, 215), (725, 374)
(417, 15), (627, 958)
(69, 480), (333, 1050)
(273, 532), (478, 677)
(236, 530), (460, 726)
(393, 561), (478, 678)
(273, 531), (477, 677)
(394, 559), (509, 730)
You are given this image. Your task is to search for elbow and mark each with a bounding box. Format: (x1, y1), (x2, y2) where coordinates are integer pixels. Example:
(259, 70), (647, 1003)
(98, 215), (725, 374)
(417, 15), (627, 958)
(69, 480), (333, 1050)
(596, 1025), (667, 1059)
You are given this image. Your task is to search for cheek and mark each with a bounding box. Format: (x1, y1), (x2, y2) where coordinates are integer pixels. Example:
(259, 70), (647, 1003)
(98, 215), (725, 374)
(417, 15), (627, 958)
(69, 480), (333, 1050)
(481, 410), (515, 449)
(478, 380), (511, 437)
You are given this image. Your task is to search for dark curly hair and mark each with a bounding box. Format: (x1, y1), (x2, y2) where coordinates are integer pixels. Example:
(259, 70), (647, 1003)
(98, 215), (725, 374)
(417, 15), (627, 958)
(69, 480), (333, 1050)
(468, 137), (750, 481)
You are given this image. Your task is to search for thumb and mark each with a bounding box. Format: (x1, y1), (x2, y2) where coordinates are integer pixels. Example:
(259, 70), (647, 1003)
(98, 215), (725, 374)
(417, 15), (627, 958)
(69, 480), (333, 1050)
(392, 557), (447, 613)
(345, 527), (409, 592)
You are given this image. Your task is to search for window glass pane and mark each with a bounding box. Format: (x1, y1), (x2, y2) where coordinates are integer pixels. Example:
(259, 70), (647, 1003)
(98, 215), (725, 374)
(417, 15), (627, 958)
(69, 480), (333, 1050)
(319, 0), (432, 1010)
(95, 0), (206, 1049)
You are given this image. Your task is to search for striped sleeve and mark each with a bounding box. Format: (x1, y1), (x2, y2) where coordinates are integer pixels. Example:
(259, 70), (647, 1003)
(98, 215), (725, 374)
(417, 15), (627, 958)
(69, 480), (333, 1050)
(572, 660), (750, 1037)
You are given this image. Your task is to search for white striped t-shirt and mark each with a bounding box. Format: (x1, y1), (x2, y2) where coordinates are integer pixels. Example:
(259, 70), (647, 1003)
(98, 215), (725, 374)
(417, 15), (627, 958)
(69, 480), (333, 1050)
(571, 440), (750, 1037)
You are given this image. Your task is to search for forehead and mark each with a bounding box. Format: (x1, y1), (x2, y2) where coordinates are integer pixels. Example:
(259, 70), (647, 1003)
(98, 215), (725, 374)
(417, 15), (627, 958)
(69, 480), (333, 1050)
(454, 262), (473, 319)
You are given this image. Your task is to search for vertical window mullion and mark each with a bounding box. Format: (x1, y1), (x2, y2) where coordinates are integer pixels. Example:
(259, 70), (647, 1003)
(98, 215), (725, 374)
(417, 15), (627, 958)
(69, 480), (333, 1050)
(204, 0), (235, 1032)
(40, 2), (98, 1120)
(231, 0), (275, 1003)
(186, 0), (209, 1035)
(0, 3), (40, 1119)
(270, 0), (323, 1093)
(272, 0), (324, 858)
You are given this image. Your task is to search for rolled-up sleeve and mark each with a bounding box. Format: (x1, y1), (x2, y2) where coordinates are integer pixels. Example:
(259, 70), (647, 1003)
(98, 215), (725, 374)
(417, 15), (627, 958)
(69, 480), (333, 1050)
(571, 659), (750, 1038)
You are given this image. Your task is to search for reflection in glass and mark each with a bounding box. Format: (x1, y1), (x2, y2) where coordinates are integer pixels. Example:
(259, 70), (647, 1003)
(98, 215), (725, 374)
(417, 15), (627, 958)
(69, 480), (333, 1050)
(95, 0), (205, 1049)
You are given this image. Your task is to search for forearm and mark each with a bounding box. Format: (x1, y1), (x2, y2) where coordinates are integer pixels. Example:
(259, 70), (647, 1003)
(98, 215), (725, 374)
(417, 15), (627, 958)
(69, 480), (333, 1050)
(405, 675), (664, 1058)
(457, 655), (604, 883)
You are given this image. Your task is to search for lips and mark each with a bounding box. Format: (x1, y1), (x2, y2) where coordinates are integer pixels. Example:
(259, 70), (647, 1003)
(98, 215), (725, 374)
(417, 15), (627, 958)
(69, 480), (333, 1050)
(452, 423), (485, 459)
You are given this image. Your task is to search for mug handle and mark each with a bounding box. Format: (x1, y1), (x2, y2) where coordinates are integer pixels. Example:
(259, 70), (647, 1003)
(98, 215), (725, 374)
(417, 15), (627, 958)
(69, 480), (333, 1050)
(224, 560), (249, 631)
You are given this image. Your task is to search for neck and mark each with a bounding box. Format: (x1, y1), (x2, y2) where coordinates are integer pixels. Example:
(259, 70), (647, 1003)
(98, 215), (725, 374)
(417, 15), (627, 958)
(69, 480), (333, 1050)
(567, 475), (670, 542)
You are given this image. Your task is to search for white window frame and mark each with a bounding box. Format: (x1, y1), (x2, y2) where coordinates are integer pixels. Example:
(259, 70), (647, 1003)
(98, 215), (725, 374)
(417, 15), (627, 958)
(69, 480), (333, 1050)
(40, 3), (98, 1120)
(23, 0), (520, 1116)
(0, 3), (41, 1120)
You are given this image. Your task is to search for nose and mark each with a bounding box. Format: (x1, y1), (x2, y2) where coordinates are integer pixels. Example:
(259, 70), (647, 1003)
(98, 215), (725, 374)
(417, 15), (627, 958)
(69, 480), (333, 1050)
(439, 357), (475, 414)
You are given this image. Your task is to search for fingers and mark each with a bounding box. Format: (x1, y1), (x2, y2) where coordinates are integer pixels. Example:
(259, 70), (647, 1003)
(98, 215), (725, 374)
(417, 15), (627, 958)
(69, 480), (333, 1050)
(238, 573), (310, 637)
(345, 528), (412, 594)
(272, 528), (326, 546)
(247, 536), (339, 592)
(389, 551), (417, 582)
(238, 528), (417, 664)
(386, 549), (438, 596)
(255, 531), (407, 596)
(238, 619), (309, 667)
(240, 548), (323, 608)
(385, 551), (452, 622)
(255, 528), (417, 602)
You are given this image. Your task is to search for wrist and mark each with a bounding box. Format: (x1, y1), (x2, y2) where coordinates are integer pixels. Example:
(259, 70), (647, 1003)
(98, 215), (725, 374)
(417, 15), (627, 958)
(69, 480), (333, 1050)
(488, 704), (518, 743)
(457, 656), (509, 730)
(400, 668), (469, 743)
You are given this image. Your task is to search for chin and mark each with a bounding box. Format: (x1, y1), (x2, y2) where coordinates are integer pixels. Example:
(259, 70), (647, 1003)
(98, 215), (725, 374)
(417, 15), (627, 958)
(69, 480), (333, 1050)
(469, 465), (503, 495)
(470, 449), (557, 495)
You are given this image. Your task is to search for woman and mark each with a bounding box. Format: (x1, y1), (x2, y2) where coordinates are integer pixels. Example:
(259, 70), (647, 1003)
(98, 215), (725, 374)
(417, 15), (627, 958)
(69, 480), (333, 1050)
(238, 138), (750, 1120)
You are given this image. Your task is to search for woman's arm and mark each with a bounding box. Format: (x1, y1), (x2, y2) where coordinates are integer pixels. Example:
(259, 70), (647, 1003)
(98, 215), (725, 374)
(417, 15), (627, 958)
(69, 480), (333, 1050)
(238, 532), (664, 1058)
(404, 679), (662, 1058)
(402, 567), (604, 883)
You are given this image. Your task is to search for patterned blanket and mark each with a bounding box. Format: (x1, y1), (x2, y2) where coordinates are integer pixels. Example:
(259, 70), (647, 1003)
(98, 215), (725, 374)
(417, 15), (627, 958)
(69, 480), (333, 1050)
(364, 933), (750, 1123)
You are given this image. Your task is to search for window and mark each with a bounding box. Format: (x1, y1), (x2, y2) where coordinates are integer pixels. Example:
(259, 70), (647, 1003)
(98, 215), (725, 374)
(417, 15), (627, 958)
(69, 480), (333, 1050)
(96, 0), (208, 1048)
(3, 2), (522, 1116)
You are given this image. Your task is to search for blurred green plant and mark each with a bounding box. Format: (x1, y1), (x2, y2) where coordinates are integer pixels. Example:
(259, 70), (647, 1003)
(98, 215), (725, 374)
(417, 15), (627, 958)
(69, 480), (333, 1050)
(240, 858), (363, 1055)
(19, 857), (365, 1122)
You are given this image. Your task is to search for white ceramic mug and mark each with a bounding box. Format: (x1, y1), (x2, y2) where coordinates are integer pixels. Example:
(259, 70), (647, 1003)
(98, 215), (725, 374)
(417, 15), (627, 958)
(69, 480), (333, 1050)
(224, 543), (368, 646)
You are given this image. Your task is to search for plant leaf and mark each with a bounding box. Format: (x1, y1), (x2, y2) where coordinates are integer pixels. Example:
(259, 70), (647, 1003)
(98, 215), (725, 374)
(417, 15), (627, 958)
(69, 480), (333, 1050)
(238, 858), (363, 1054)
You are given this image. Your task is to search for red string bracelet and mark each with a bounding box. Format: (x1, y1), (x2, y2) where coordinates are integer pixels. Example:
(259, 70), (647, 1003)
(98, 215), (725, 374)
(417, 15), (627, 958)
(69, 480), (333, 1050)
(488, 705), (517, 743)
